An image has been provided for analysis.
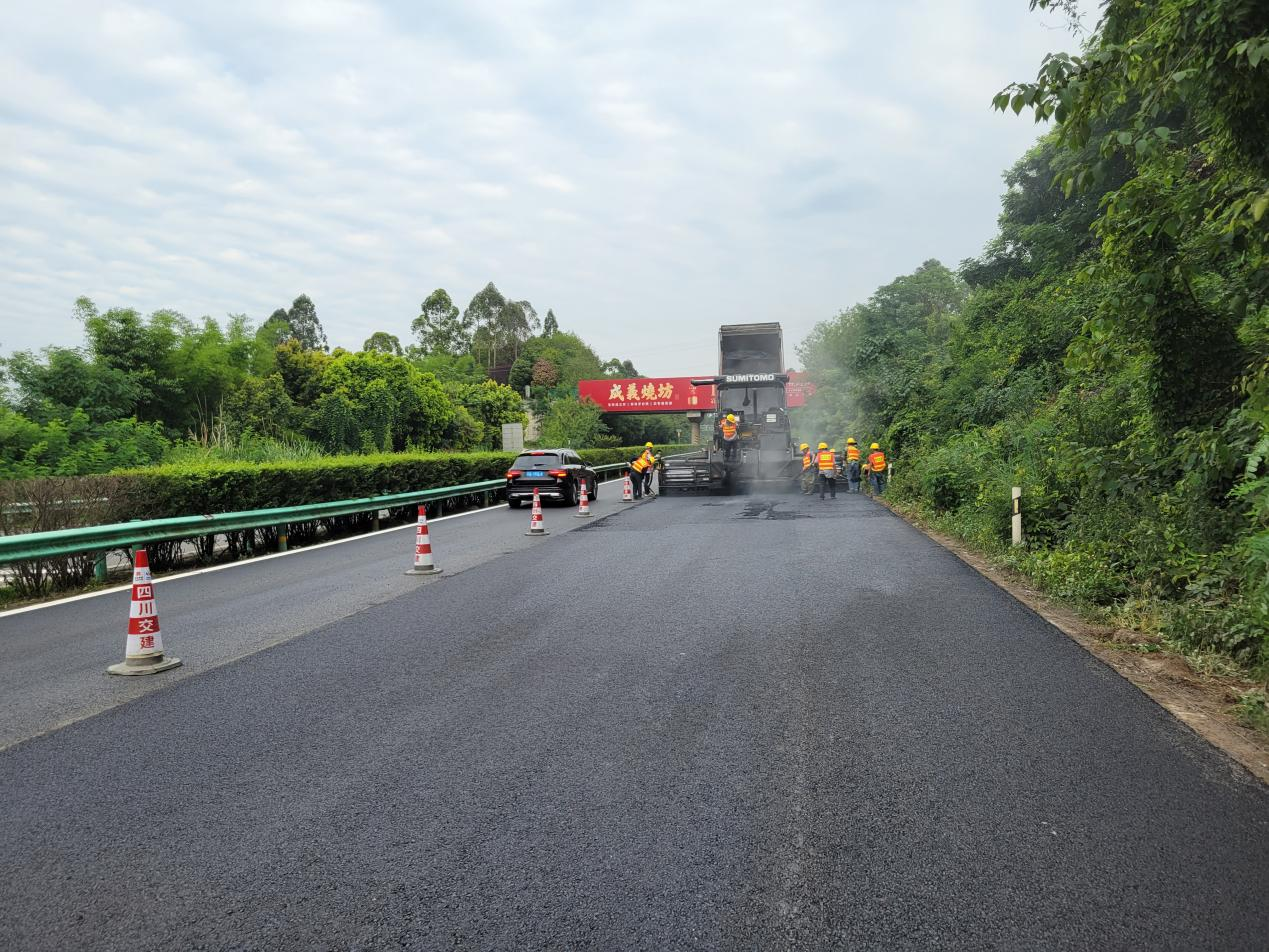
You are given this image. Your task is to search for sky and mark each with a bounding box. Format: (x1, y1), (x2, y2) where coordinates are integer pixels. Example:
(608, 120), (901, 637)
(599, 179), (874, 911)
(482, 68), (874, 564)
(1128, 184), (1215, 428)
(0, 1), (1085, 377)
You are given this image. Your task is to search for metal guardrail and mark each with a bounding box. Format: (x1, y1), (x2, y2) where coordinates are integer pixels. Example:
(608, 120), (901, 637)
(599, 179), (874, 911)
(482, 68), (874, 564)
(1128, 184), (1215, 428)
(0, 463), (637, 566)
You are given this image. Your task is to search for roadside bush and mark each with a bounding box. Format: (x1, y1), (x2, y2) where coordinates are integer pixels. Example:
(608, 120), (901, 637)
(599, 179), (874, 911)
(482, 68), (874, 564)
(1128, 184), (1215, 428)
(1017, 542), (1128, 606)
(12, 445), (695, 524)
(0, 444), (695, 597)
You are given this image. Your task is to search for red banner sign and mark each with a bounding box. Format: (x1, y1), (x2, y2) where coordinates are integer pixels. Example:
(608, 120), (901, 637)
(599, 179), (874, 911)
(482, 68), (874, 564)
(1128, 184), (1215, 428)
(786, 371), (816, 408)
(578, 377), (716, 412)
(579, 373), (816, 412)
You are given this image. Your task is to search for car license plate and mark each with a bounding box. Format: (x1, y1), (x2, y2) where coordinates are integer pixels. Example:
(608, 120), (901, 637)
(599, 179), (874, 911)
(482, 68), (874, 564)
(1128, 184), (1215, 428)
(525, 470), (545, 477)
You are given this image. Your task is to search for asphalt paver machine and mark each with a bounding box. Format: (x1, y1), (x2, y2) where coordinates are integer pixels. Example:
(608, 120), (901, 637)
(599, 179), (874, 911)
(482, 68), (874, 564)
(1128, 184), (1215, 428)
(660, 323), (799, 495)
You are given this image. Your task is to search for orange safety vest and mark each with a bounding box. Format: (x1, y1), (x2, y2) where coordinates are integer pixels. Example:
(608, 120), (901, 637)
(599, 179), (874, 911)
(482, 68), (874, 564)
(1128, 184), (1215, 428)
(632, 449), (654, 472)
(846, 445), (860, 462)
(817, 449), (836, 472)
(720, 420), (738, 440)
(868, 450), (886, 473)
(801, 450), (812, 471)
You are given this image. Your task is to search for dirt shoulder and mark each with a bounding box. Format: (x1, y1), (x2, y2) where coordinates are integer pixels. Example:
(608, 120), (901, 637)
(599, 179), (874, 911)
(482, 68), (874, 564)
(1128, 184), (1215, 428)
(880, 500), (1269, 785)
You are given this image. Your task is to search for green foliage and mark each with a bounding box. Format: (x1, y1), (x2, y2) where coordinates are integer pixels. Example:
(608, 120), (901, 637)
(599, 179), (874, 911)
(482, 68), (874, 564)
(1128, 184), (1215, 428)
(0, 407), (168, 478)
(164, 431), (325, 464)
(411, 289), (470, 357)
(464, 282), (539, 369)
(800, 4), (1269, 672)
(102, 444), (693, 520)
(507, 331), (605, 405)
(444, 379), (527, 449)
(282, 294), (328, 352)
(538, 398), (606, 448)
(0, 286), (643, 478)
(362, 332), (403, 356)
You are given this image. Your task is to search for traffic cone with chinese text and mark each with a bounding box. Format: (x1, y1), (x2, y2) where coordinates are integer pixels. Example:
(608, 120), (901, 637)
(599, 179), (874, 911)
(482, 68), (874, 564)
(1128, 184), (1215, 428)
(526, 488), (550, 536)
(107, 549), (181, 676)
(621, 473), (634, 503)
(405, 504), (443, 575)
(575, 480), (592, 518)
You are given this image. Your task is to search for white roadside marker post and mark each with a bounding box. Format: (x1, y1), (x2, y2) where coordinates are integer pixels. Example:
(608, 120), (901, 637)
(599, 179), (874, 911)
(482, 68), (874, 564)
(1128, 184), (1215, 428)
(1012, 486), (1023, 547)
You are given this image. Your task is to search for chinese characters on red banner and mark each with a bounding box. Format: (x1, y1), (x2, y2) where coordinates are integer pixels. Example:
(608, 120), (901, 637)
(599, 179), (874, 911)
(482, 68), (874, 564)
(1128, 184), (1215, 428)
(577, 373), (814, 412)
(577, 377), (715, 412)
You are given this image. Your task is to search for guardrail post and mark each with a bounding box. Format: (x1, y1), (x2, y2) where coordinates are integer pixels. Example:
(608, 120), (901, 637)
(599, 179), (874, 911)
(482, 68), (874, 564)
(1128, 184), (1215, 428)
(277, 525), (288, 552)
(372, 510), (380, 532)
(1012, 487), (1023, 546)
(93, 552), (107, 583)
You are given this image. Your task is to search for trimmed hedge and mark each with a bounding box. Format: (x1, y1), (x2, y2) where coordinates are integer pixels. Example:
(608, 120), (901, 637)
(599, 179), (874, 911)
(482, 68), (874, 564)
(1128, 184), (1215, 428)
(106, 445), (696, 520)
(0, 445), (696, 593)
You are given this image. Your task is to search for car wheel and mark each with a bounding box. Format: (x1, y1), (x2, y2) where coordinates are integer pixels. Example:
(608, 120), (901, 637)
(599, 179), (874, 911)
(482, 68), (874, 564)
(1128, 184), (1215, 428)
(590, 478), (598, 500)
(508, 498), (523, 509)
(565, 481), (577, 507)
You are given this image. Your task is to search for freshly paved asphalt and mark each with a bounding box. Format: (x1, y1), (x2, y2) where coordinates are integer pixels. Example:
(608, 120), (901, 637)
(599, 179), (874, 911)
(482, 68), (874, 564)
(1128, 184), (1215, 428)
(1, 492), (1266, 951)
(0, 486), (627, 750)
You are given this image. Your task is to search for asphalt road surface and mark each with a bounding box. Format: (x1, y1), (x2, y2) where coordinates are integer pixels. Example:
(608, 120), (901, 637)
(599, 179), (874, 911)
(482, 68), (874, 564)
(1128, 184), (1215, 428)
(1, 492), (1266, 951)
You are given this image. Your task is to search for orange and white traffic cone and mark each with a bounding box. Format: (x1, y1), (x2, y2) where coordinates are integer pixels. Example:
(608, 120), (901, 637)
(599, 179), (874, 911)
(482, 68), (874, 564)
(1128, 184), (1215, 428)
(621, 473), (634, 503)
(405, 504), (443, 575)
(107, 548), (181, 676)
(575, 480), (592, 518)
(526, 488), (550, 536)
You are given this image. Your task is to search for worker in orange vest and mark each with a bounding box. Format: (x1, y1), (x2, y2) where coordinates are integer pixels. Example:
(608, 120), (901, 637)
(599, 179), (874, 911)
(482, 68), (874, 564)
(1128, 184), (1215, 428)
(815, 442), (837, 499)
(798, 442), (814, 494)
(867, 442), (887, 495)
(844, 437), (862, 493)
(635, 442), (657, 497)
(719, 413), (739, 461)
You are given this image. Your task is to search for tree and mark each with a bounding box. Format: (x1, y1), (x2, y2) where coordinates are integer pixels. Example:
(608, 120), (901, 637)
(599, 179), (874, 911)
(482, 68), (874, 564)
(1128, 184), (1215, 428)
(543, 309), (559, 336)
(445, 379), (527, 449)
(285, 294), (327, 352)
(221, 373), (297, 439)
(508, 332), (606, 397)
(602, 358), (639, 377)
(996, 0), (1264, 429)
(795, 260), (965, 442)
(411, 289), (471, 356)
(274, 339), (332, 407)
(531, 358), (559, 388)
(538, 397), (606, 448)
(310, 350), (456, 452)
(464, 282), (539, 368)
(362, 332), (403, 356)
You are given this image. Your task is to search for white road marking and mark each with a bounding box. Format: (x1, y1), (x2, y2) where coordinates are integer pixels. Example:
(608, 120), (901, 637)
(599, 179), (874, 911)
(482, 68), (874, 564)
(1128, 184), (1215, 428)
(0, 502), (511, 619)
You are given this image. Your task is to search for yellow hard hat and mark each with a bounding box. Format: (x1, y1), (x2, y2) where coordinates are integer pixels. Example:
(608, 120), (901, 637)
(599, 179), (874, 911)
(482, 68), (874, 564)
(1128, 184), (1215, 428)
(799, 442), (808, 450)
(818, 442), (828, 450)
(727, 413), (736, 422)
(645, 441), (653, 447)
(846, 437), (856, 444)
(870, 442), (880, 450)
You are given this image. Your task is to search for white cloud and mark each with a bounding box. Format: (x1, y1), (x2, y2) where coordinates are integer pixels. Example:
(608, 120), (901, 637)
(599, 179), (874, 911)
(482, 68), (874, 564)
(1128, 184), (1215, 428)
(0, 0), (1084, 374)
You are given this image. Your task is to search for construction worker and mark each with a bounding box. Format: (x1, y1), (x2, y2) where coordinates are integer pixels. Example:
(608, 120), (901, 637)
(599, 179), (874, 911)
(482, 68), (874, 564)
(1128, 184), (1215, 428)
(719, 413), (739, 461)
(816, 442), (837, 499)
(867, 442), (887, 495)
(630, 442), (655, 499)
(640, 442), (657, 496)
(845, 437), (862, 494)
(798, 442), (814, 494)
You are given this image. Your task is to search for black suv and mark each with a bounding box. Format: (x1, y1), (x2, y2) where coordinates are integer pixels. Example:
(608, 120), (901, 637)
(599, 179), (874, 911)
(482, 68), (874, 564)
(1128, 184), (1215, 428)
(505, 449), (598, 508)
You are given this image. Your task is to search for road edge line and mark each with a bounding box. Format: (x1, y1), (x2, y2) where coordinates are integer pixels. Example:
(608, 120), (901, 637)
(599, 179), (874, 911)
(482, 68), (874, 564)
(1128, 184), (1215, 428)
(0, 502), (508, 619)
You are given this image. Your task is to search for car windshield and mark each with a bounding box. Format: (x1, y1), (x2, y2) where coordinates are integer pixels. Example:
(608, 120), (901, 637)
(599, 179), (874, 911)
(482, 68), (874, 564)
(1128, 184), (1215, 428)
(513, 454), (561, 469)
